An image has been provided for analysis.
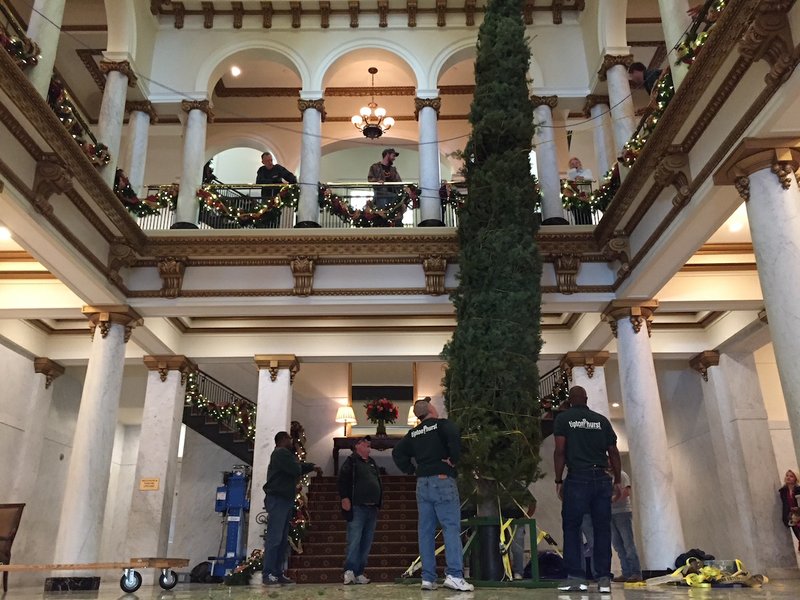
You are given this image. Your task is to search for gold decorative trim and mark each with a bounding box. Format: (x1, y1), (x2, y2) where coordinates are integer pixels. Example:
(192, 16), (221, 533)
(33, 357), (65, 389)
(158, 257), (187, 298)
(262, 1), (273, 28)
(202, 1), (215, 28)
(290, 256), (315, 297)
(348, 0), (358, 27)
(714, 138), (800, 191)
(33, 157), (72, 217)
(108, 241), (138, 287)
(254, 354), (300, 384)
(98, 60), (138, 87)
(582, 94), (609, 117)
(143, 355), (197, 383)
(232, 1), (244, 28)
(181, 100), (215, 123)
(82, 305), (143, 343)
(125, 101), (159, 123)
(552, 254), (580, 295)
(689, 350), (720, 383)
(76, 48), (106, 91)
(735, 176), (750, 200)
(407, 0), (417, 26)
(0, 102), (45, 161)
(738, 1), (796, 85)
(560, 351), (609, 381)
(320, 1), (331, 27)
(530, 94), (558, 109)
(597, 54), (633, 82)
(422, 255), (447, 295)
(291, 1), (302, 28)
(297, 98), (326, 122)
(436, 0), (447, 26)
(653, 151), (691, 208)
(414, 97), (441, 120)
(602, 300), (658, 338)
(600, 233), (630, 280)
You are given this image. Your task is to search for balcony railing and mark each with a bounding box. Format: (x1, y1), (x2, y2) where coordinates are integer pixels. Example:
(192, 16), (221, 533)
(0, 1), (39, 69)
(185, 370), (256, 441)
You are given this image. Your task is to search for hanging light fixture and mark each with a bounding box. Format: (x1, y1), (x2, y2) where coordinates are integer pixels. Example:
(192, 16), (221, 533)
(351, 67), (395, 139)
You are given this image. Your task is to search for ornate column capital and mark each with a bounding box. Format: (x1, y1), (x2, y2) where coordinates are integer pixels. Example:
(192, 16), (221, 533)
(82, 305), (143, 343)
(582, 94), (610, 117)
(654, 151), (691, 208)
(530, 94), (558, 109)
(33, 357), (65, 389)
(158, 257), (187, 299)
(560, 351), (610, 380)
(125, 100), (159, 123)
(290, 256), (315, 297)
(143, 355), (197, 384)
(739, 1), (796, 85)
(297, 98), (326, 122)
(597, 54), (634, 82)
(602, 299), (658, 338)
(255, 354), (300, 384)
(422, 255), (447, 295)
(689, 350), (720, 383)
(552, 253), (581, 295)
(181, 99), (215, 123)
(714, 137), (800, 199)
(98, 60), (138, 87)
(414, 97), (441, 120)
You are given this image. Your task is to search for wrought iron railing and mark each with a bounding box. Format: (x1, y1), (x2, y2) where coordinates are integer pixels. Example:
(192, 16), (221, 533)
(184, 370), (256, 441)
(538, 365), (570, 410)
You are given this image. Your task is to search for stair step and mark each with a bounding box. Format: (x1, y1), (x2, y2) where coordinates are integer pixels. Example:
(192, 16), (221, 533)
(289, 553), (445, 570)
(304, 529), (419, 544)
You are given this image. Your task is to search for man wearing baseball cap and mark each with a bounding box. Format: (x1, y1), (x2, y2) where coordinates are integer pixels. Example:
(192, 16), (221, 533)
(367, 148), (402, 211)
(337, 435), (382, 585)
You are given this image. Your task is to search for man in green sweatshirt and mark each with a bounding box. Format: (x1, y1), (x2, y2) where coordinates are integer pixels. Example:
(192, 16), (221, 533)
(262, 431), (322, 586)
(392, 398), (473, 592)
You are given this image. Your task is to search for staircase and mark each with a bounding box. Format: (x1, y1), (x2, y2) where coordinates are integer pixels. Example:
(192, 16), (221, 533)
(288, 475), (442, 584)
(182, 404), (253, 464)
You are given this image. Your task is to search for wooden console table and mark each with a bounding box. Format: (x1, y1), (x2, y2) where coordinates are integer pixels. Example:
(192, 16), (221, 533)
(332, 436), (403, 475)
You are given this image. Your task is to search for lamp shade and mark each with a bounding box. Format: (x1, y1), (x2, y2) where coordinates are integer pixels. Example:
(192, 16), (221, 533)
(407, 404), (418, 426)
(335, 405), (357, 424)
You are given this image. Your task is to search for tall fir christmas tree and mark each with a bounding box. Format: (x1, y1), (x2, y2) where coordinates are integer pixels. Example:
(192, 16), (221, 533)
(443, 0), (543, 516)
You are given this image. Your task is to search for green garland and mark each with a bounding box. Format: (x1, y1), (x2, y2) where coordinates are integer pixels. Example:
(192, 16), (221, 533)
(621, 71), (675, 168)
(560, 168), (619, 214)
(197, 184), (299, 227)
(675, 0), (727, 66)
(184, 372), (256, 441)
(0, 29), (39, 69)
(224, 549), (262, 586)
(318, 183), (420, 227)
(114, 170), (177, 217)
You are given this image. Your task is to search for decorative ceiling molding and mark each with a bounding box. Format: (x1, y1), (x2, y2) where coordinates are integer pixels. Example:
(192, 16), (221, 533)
(213, 81), (476, 98)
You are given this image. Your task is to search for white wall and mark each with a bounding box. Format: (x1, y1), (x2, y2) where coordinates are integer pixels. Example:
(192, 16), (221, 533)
(100, 424), (140, 561)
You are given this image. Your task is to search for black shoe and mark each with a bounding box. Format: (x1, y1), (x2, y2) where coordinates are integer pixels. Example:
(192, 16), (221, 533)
(277, 575), (295, 585)
(262, 575), (280, 586)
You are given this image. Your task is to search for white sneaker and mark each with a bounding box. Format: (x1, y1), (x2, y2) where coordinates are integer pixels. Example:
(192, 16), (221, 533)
(443, 575), (474, 591)
(343, 570), (355, 585)
(355, 574), (370, 584)
(513, 573), (523, 580)
(557, 582), (588, 592)
(421, 580), (437, 591)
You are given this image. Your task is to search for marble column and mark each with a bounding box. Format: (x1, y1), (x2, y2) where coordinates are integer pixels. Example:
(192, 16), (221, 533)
(560, 351), (611, 418)
(718, 141), (800, 468)
(7, 358), (64, 503)
(658, 0), (691, 89)
(583, 95), (615, 178)
(531, 95), (566, 224)
(122, 102), (157, 197)
(25, 0), (66, 98)
(126, 356), (196, 569)
(247, 355), (299, 552)
(53, 305), (142, 565)
(602, 300), (685, 570)
(297, 98), (324, 228)
(416, 96), (444, 226)
(174, 100), (213, 228)
(98, 60), (137, 186)
(598, 55), (637, 157)
(690, 351), (797, 574)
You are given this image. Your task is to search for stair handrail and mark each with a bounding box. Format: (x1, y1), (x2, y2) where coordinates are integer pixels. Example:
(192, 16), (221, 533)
(185, 369), (257, 441)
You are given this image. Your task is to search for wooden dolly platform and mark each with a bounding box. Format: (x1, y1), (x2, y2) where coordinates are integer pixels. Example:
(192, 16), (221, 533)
(0, 557), (189, 592)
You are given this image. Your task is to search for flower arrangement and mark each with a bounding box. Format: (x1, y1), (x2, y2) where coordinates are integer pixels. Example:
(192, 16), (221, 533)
(364, 398), (399, 424)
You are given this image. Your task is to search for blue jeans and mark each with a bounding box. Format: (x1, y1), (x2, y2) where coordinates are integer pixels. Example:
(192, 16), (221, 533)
(561, 469), (612, 583)
(611, 511), (641, 578)
(263, 495), (293, 580)
(417, 475), (464, 582)
(344, 506), (379, 575)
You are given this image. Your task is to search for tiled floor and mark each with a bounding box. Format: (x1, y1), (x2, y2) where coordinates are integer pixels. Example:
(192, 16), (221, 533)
(2, 580), (799, 600)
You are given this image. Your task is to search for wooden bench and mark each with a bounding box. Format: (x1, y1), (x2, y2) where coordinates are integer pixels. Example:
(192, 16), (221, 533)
(0, 557), (190, 592)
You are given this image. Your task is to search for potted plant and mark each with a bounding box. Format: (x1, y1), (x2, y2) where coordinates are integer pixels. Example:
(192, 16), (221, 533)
(364, 398), (399, 436)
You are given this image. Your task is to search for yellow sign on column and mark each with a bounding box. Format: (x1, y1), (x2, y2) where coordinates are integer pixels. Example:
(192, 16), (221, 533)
(139, 478), (160, 491)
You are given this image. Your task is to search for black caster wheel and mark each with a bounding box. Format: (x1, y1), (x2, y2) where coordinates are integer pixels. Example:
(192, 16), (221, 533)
(120, 571), (142, 593)
(159, 570), (178, 590)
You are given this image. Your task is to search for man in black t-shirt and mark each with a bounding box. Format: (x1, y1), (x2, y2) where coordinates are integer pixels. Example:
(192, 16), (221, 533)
(553, 386), (622, 593)
(256, 152), (297, 200)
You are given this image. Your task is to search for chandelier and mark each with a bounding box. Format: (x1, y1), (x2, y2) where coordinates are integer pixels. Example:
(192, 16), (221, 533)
(351, 67), (395, 139)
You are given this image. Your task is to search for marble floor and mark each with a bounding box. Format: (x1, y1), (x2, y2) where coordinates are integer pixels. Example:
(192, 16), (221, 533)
(2, 581), (799, 600)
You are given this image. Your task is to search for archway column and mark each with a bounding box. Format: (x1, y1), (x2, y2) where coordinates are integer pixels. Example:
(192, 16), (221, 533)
(597, 54), (636, 157)
(560, 351), (611, 418)
(415, 94), (444, 226)
(98, 60), (137, 186)
(25, 0), (65, 98)
(601, 300), (685, 570)
(715, 139), (800, 467)
(297, 98), (324, 227)
(248, 355), (299, 552)
(126, 356), (196, 572)
(583, 95), (615, 178)
(54, 306), (142, 565)
(531, 95), (565, 224)
(658, 0), (691, 88)
(174, 100), (213, 228)
(122, 102), (157, 197)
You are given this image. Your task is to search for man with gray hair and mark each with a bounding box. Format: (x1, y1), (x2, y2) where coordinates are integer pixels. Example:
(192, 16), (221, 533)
(392, 398), (473, 592)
